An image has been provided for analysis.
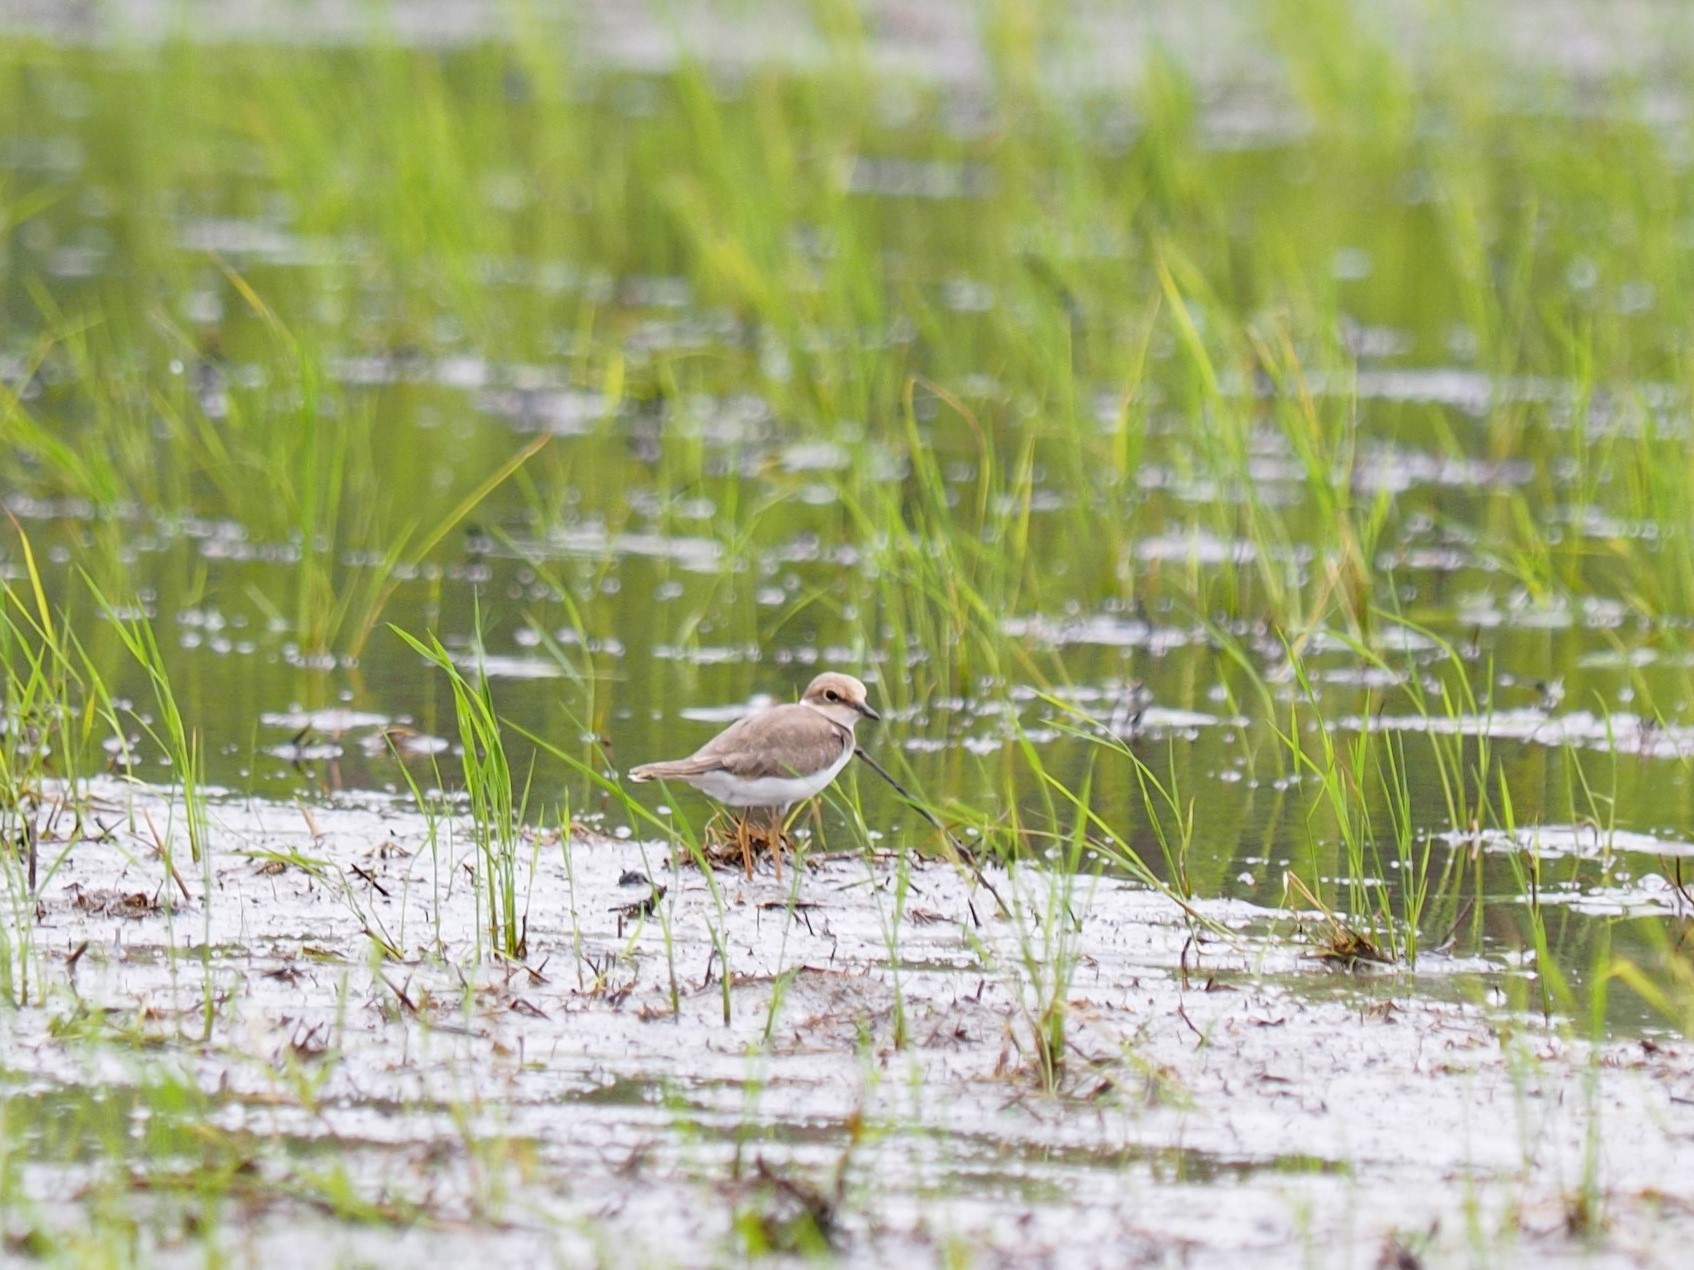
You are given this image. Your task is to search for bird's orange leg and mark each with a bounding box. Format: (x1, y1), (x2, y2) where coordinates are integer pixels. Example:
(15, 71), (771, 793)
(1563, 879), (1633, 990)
(737, 813), (754, 878)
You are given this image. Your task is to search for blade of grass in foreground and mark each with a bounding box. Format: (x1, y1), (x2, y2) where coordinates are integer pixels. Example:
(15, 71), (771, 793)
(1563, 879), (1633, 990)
(390, 623), (533, 961)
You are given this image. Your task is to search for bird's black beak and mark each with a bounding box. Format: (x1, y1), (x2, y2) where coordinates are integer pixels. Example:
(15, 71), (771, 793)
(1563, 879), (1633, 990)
(858, 701), (881, 721)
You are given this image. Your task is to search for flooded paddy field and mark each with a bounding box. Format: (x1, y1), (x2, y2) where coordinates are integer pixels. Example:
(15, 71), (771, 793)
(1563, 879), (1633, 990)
(8, 1), (1694, 1264)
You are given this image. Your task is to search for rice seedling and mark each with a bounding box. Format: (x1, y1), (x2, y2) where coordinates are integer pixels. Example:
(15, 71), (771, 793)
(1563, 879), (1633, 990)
(0, 547), (72, 1005)
(384, 743), (452, 953)
(1024, 696), (1233, 937)
(392, 624), (533, 961)
(0, 527), (213, 1004)
(998, 861), (1091, 1093)
(1569, 924), (1615, 1241)
(86, 584), (206, 866)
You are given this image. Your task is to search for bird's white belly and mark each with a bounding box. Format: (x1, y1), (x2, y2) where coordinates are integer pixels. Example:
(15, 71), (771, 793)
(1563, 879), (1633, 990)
(689, 746), (854, 809)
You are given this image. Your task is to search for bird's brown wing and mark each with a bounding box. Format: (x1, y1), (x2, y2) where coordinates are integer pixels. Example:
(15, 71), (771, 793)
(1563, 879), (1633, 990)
(630, 704), (851, 781)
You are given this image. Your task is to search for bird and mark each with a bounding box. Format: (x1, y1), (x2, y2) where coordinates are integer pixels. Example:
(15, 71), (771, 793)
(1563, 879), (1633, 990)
(628, 671), (880, 877)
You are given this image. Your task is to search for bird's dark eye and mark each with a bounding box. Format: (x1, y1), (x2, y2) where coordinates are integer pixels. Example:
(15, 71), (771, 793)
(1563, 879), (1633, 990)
(825, 690), (839, 701)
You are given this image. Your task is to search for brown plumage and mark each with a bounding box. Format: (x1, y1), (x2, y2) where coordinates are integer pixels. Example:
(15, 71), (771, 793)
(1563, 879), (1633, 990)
(630, 706), (853, 783)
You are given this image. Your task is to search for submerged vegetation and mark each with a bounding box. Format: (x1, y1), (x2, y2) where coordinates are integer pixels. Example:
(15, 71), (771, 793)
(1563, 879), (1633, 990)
(7, 0), (1694, 1261)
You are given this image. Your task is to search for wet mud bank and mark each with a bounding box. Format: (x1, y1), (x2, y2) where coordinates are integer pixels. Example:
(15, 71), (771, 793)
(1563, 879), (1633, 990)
(5, 783), (1693, 1266)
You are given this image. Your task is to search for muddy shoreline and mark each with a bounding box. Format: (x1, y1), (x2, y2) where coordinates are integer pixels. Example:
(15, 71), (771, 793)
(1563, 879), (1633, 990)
(2, 782), (1689, 1266)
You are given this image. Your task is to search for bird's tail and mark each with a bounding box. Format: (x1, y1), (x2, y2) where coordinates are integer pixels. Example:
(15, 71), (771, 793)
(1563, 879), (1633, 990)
(628, 759), (718, 782)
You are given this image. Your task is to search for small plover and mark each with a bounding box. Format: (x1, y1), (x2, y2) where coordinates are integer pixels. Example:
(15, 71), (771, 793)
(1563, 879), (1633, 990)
(628, 672), (880, 875)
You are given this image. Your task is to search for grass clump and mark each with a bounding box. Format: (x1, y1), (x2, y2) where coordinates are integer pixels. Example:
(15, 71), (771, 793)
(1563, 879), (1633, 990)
(393, 624), (533, 961)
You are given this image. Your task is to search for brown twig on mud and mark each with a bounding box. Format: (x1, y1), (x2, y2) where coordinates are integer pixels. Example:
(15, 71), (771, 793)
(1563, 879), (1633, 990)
(349, 863), (390, 897)
(613, 885), (666, 935)
(380, 974), (418, 1015)
(141, 809), (193, 904)
(1175, 1002), (1208, 1047)
(1431, 898), (1475, 954)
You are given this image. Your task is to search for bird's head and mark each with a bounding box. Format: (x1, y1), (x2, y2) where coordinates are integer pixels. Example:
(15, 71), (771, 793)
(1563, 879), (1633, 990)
(801, 672), (880, 728)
